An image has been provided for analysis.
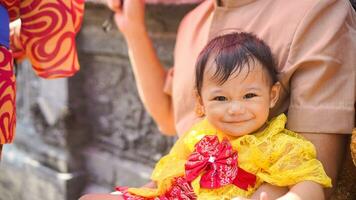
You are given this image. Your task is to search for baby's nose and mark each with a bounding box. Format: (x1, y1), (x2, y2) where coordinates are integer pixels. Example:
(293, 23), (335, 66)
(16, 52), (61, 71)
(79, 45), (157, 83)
(227, 101), (245, 115)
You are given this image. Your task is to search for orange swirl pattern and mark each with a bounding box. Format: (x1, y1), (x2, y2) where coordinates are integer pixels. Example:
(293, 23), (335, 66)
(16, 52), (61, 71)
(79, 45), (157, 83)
(71, 0), (84, 33)
(0, 46), (16, 144)
(20, 0), (84, 78)
(0, 0), (20, 21)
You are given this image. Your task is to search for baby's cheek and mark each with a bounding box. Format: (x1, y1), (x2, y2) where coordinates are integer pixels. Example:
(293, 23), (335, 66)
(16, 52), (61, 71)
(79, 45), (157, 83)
(256, 108), (270, 126)
(206, 112), (222, 127)
(207, 107), (224, 121)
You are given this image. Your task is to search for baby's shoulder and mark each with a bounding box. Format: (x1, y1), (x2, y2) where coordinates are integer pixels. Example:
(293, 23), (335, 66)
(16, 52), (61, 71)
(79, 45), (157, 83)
(267, 129), (317, 158)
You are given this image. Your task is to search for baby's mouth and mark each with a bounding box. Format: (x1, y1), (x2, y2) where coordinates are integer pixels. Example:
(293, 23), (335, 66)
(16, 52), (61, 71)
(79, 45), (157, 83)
(223, 118), (251, 124)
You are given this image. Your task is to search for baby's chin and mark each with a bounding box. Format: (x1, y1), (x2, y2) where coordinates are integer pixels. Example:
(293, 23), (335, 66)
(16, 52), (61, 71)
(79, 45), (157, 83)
(209, 120), (263, 137)
(217, 125), (262, 137)
(216, 127), (251, 137)
(224, 130), (250, 137)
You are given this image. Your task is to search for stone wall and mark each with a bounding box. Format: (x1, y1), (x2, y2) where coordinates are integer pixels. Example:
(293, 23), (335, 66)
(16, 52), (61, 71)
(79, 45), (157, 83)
(73, 3), (195, 193)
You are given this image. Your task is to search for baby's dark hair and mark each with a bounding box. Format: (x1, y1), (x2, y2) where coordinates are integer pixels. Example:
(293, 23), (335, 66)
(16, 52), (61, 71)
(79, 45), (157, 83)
(195, 32), (278, 96)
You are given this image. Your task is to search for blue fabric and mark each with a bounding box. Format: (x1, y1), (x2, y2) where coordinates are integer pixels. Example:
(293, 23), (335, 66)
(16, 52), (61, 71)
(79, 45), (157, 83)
(0, 4), (10, 49)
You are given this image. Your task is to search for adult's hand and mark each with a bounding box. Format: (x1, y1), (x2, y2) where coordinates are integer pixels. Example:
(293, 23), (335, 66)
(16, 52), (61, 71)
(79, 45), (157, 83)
(232, 192), (269, 200)
(232, 192), (303, 200)
(106, 0), (146, 39)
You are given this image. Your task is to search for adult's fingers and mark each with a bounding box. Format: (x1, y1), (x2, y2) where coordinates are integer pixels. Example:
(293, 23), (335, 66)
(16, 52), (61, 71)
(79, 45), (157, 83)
(106, 0), (123, 12)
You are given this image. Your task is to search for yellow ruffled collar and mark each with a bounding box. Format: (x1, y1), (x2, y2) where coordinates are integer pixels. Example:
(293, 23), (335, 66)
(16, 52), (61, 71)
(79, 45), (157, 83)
(183, 114), (288, 152)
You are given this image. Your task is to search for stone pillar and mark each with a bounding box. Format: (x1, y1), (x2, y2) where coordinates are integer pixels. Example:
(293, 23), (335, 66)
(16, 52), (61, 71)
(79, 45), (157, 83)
(0, 60), (86, 200)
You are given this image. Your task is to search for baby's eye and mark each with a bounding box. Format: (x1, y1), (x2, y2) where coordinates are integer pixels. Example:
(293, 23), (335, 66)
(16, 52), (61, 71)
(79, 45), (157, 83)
(243, 93), (258, 99)
(213, 96), (227, 101)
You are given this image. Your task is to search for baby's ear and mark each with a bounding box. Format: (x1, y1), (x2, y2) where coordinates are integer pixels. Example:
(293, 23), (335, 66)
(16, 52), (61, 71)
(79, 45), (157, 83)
(270, 82), (281, 108)
(194, 90), (205, 117)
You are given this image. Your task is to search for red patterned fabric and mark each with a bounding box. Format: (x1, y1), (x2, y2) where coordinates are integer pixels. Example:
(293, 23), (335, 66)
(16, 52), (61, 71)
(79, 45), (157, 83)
(0, 0), (84, 144)
(71, 0), (85, 33)
(117, 177), (196, 200)
(0, 46), (16, 144)
(117, 186), (147, 200)
(1, 0), (85, 78)
(115, 186), (143, 200)
(185, 135), (256, 190)
(161, 177), (196, 200)
(19, 0), (84, 78)
(232, 167), (258, 191)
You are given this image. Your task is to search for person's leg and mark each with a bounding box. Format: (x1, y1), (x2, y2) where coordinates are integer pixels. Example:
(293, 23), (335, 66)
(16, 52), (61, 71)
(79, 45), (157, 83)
(300, 133), (348, 199)
(0, 144), (2, 160)
(79, 194), (123, 200)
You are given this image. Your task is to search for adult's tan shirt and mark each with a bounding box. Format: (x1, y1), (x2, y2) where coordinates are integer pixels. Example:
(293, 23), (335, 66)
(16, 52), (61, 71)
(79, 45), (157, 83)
(164, 0), (356, 136)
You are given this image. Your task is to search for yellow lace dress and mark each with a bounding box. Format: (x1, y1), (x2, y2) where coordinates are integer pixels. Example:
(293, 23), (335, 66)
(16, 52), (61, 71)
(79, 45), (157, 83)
(125, 114), (331, 199)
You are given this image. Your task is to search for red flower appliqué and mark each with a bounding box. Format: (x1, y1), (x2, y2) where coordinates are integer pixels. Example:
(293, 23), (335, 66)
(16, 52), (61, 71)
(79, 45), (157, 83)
(185, 135), (256, 190)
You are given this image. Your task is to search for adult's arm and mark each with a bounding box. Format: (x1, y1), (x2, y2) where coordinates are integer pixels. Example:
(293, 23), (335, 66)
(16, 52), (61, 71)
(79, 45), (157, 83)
(250, 183), (288, 200)
(107, 0), (176, 135)
(285, 0), (355, 198)
(278, 181), (324, 200)
(234, 181), (324, 200)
